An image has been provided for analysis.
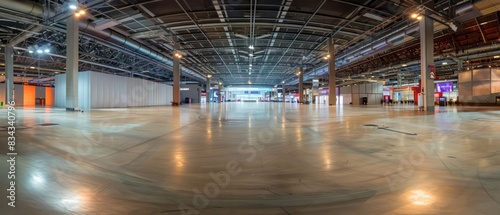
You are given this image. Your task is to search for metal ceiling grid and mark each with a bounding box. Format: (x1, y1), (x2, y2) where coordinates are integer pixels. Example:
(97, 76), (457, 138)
(0, 0), (498, 87)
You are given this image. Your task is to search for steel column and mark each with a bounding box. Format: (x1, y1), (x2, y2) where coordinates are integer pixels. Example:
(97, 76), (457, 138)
(420, 10), (435, 112)
(206, 77), (211, 103)
(66, 15), (79, 111)
(328, 37), (336, 106)
(299, 66), (304, 103)
(4, 44), (14, 104)
(173, 56), (181, 105)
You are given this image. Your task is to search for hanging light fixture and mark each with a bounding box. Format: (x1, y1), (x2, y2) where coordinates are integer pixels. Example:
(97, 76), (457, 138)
(68, 0), (79, 10)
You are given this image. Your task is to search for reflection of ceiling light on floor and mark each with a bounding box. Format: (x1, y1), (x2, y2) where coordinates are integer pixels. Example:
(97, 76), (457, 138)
(409, 189), (433, 205)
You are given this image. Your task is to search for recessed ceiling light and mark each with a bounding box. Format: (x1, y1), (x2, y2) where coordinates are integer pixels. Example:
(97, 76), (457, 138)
(442, 62), (448, 65)
(30, 66), (35, 69)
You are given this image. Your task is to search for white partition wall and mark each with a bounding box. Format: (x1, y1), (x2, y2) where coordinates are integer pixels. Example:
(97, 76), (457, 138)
(55, 72), (90, 109)
(55, 71), (173, 109)
(339, 85), (352, 104)
(458, 68), (500, 104)
(13, 84), (24, 105)
(91, 72), (127, 107)
(348, 83), (383, 105)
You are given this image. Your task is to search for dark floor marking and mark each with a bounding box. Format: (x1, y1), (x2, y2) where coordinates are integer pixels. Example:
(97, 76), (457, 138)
(364, 124), (417, 135)
(265, 188), (281, 196)
(38, 123), (59, 126)
(280, 207), (291, 215)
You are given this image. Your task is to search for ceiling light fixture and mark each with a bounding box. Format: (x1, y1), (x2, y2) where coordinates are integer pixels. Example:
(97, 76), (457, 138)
(410, 13), (422, 21)
(249, 45), (254, 50)
(402, 64), (407, 67)
(442, 62), (448, 65)
(75, 9), (85, 17)
(68, 0), (78, 10)
(494, 55), (500, 58)
(249, 54), (253, 57)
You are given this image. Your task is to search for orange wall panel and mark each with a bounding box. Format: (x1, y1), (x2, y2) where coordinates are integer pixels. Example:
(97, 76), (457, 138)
(45, 87), (54, 106)
(23, 85), (36, 106)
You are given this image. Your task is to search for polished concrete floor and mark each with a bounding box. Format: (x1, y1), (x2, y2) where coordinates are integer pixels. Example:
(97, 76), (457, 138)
(1, 103), (500, 215)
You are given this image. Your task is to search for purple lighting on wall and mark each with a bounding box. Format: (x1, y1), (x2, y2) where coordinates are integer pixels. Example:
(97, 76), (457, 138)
(436, 82), (453, 92)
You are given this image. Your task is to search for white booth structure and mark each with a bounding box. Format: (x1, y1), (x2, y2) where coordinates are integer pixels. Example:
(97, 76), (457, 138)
(458, 68), (500, 105)
(55, 71), (172, 109)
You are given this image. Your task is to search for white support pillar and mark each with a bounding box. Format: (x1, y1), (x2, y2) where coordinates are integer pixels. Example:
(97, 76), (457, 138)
(66, 15), (79, 111)
(173, 55), (180, 105)
(206, 77), (211, 103)
(420, 10), (435, 112)
(328, 37), (336, 106)
(282, 83), (286, 103)
(218, 83), (223, 103)
(5, 44), (14, 104)
(298, 66), (304, 103)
